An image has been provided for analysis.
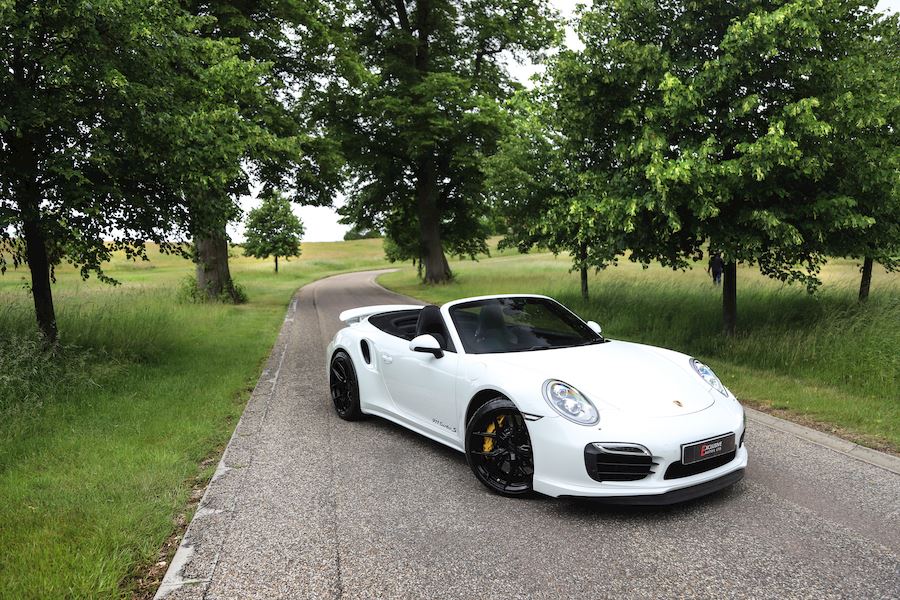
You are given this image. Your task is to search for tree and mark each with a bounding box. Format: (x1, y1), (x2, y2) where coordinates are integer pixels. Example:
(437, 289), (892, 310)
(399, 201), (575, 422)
(343, 226), (383, 241)
(815, 12), (900, 301)
(243, 192), (305, 272)
(0, 0), (258, 343)
(485, 90), (588, 298)
(330, 0), (560, 283)
(185, 0), (344, 300)
(541, 0), (898, 334)
(486, 92), (599, 299)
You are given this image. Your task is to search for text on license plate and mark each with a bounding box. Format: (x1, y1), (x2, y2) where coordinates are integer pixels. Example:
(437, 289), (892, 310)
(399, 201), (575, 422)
(682, 433), (736, 465)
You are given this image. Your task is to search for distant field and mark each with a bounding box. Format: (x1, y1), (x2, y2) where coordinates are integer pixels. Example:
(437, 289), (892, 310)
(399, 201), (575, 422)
(0, 239), (389, 599)
(380, 249), (900, 453)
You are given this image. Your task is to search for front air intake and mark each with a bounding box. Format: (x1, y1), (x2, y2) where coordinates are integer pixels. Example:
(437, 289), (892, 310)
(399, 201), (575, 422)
(664, 450), (737, 480)
(584, 443), (656, 482)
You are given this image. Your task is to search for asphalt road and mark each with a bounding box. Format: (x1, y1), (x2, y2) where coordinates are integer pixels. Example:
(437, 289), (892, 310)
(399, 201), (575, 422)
(157, 270), (900, 600)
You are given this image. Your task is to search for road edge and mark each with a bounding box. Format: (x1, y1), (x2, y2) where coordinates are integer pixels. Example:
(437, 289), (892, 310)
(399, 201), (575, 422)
(745, 407), (900, 476)
(153, 295), (299, 599)
(151, 270), (402, 599)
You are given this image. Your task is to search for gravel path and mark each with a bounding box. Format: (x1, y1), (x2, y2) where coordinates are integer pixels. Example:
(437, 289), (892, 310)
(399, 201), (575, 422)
(156, 270), (900, 600)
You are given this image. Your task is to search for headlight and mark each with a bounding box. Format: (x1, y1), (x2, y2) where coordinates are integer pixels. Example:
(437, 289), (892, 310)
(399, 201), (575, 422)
(542, 380), (599, 425)
(690, 358), (728, 396)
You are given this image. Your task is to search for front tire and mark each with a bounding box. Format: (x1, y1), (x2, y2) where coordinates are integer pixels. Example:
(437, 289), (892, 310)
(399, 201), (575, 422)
(329, 350), (363, 421)
(465, 398), (534, 497)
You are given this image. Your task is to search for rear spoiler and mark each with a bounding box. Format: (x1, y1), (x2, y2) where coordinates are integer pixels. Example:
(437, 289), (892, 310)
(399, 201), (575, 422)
(338, 304), (422, 325)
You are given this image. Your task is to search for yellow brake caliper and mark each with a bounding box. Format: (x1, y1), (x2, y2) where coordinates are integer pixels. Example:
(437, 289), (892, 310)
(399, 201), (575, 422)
(483, 415), (505, 452)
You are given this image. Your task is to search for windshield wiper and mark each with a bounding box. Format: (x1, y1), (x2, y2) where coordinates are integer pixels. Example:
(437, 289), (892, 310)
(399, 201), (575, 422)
(519, 345), (553, 351)
(517, 339), (604, 352)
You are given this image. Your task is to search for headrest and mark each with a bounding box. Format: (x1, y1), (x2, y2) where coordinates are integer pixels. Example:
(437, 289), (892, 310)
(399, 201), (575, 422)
(415, 305), (445, 339)
(476, 302), (506, 334)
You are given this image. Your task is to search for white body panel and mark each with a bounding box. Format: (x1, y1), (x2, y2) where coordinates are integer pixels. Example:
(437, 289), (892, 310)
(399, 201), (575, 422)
(326, 295), (747, 499)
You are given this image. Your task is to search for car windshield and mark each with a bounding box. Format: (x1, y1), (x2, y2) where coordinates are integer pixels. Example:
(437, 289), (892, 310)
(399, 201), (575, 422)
(449, 297), (602, 354)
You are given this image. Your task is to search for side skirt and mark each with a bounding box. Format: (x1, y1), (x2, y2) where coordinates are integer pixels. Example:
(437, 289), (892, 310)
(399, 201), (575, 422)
(362, 406), (465, 454)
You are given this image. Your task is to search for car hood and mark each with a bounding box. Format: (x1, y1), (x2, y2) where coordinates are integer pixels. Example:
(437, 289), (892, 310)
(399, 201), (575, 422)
(482, 340), (718, 417)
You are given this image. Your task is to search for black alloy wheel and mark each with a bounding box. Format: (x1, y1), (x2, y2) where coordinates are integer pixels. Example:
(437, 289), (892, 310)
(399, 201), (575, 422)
(329, 350), (363, 420)
(465, 397), (534, 497)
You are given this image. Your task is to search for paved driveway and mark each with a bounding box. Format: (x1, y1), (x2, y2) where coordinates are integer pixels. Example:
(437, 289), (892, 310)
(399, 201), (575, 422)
(157, 270), (900, 599)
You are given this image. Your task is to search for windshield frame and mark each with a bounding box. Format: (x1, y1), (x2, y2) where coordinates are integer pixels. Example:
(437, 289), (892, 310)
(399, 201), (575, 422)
(447, 296), (603, 355)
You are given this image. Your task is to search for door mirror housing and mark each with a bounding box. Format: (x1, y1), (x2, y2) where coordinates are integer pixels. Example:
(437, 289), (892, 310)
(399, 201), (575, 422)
(409, 334), (443, 358)
(586, 320), (602, 336)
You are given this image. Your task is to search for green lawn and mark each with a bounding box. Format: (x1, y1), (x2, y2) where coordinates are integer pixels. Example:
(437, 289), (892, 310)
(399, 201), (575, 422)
(379, 250), (900, 452)
(0, 239), (390, 599)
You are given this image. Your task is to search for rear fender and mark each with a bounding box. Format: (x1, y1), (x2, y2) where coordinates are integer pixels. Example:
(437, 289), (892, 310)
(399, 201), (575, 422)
(327, 327), (394, 415)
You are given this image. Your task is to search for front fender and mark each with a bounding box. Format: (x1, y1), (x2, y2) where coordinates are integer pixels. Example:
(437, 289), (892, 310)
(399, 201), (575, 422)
(456, 357), (560, 432)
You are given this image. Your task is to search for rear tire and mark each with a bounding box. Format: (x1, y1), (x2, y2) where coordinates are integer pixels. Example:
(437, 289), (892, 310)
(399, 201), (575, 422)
(465, 397), (534, 497)
(329, 350), (363, 421)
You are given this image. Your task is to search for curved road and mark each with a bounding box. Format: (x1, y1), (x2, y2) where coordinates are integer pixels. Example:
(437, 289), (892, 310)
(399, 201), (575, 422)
(157, 270), (900, 599)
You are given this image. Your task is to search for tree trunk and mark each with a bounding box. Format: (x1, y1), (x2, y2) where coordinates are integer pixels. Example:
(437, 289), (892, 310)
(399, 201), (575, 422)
(275, 255), (279, 273)
(578, 242), (589, 300)
(12, 132), (58, 345)
(408, 0), (449, 284)
(858, 256), (873, 301)
(195, 229), (240, 302)
(416, 155), (451, 284)
(580, 266), (589, 300)
(723, 261), (737, 336)
(23, 214), (58, 345)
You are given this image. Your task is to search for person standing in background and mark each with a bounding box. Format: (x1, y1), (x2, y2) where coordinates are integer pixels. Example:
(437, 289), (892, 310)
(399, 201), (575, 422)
(707, 251), (724, 286)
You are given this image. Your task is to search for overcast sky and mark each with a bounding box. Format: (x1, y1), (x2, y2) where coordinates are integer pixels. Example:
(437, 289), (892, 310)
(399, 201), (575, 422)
(232, 0), (900, 243)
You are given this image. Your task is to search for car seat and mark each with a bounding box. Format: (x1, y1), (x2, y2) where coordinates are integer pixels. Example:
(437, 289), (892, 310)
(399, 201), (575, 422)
(474, 302), (515, 352)
(415, 305), (448, 349)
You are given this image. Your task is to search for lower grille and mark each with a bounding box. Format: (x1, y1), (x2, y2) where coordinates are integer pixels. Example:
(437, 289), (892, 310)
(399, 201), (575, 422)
(584, 444), (655, 482)
(664, 450), (737, 480)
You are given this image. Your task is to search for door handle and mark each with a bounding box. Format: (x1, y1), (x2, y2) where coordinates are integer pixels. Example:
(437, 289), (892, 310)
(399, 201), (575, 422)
(381, 353), (393, 364)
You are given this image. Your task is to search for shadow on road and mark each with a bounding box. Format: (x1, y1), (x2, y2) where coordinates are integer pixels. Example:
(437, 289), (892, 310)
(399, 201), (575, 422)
(346, 410), (745, 521)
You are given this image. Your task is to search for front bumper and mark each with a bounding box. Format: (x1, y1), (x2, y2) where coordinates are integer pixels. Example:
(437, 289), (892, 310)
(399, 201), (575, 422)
(527, 401), (748, 502)
(560, 468), (745, 505)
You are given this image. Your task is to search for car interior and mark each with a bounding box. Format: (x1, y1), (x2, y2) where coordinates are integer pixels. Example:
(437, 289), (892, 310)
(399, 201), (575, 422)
(368, 307), (456, 352)
(368, 309), (420, 339)
(450, 298), (600, 354)
(368, 299), (597, 355)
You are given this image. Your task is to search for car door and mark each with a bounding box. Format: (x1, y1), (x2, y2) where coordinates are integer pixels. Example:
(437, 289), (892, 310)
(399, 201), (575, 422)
(379, 337), (460, 442)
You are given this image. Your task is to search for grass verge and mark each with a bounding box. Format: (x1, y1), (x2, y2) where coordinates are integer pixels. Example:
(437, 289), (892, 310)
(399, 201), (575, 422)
(0, 239), (389, 599)
(379, 250), (900, 452)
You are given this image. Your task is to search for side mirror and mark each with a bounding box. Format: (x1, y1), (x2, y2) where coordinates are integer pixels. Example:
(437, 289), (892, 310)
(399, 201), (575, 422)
(409, 334), (444, 358)
(586, 320), (602, 336)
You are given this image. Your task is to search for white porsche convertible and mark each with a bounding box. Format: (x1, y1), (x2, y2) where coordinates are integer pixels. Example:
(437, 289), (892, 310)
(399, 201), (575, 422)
(326, 295), (747, 504)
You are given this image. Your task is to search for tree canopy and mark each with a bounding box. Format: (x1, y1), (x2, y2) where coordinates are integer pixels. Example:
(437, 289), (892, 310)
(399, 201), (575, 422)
(243, 192), (305, 272)
(185, 0), (345, 301)
(814, 9), (900, 299)
(329, 0), (560, 283)
(491, 0), (900, 332)
(1, 0), (348, 341)
(4, 0), (897, 343)
(0, 0), (267, 342)
(484, 91), (608, 298)
(343, 227), (383, 241)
